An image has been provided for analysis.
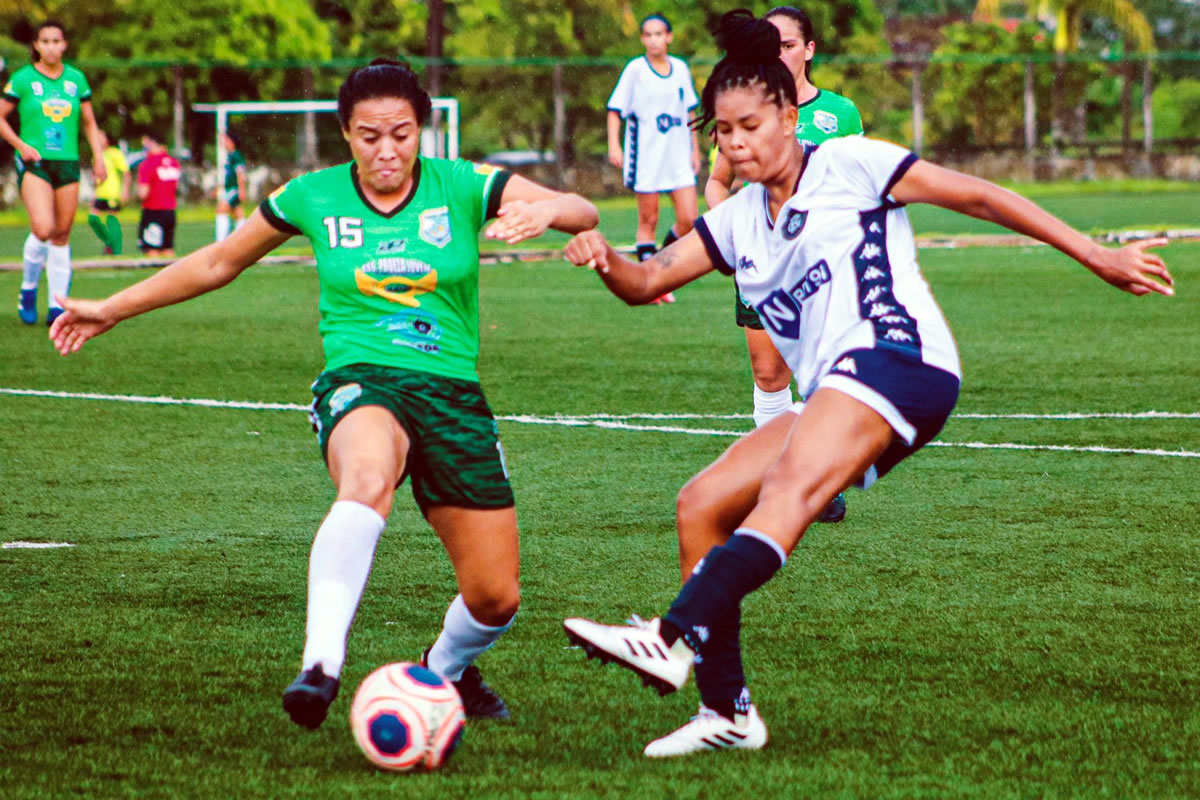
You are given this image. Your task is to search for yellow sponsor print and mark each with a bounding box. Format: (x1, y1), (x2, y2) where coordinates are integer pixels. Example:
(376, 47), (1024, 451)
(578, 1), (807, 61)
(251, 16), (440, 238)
(41, 98), (73, 123)
(355, 269), (437, 307)
(472, 162), (497, 175)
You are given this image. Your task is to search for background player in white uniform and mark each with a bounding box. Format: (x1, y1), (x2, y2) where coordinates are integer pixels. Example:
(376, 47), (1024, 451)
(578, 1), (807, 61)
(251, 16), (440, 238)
(607, 12), (701, 302)
(561, 10), (1173, 758)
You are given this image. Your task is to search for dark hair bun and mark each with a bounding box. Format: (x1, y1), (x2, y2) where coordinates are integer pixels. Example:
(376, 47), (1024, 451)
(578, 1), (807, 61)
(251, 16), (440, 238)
(368, 57), (411, 70)
(714, 9), (781, 64)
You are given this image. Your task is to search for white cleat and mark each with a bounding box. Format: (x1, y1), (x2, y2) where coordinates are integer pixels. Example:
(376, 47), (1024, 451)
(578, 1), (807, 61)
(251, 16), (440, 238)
(562, 615), (694, 695)
(643, 704), (768, 758)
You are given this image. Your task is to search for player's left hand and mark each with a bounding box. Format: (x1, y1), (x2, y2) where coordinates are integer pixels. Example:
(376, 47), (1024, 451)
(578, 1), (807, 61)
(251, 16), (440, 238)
(1087, 238), (1174, 296)
(92, 161), (107, 185)
(485, 201), (556, 245)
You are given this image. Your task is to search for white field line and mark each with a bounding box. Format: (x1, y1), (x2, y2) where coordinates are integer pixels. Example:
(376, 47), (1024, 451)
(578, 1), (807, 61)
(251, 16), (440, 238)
(3, 541), (75, 549)
(2, 387), (1197, 459)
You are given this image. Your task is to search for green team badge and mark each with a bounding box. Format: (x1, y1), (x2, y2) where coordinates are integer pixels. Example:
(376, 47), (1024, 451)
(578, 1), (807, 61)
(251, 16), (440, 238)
(419, 206), (452, 248)
(813, 110), (838, 135)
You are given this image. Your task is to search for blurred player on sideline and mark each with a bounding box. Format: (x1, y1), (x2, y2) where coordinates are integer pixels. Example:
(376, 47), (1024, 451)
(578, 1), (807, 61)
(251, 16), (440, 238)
(607, 12), (702, 303)
(215, 130), (247, 241)
(88, 130), (130, 255)
(0, 20), (106, 325)
(136, 132), (181, 258)
(50, 59), (598, 731)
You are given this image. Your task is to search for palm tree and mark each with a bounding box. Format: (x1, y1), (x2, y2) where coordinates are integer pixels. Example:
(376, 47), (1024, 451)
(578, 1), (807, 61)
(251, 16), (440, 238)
(974, 0), (1155, 150)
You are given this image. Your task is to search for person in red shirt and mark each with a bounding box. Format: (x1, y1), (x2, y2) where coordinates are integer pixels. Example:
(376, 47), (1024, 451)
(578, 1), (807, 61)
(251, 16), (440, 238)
(136, 132), (180, 257)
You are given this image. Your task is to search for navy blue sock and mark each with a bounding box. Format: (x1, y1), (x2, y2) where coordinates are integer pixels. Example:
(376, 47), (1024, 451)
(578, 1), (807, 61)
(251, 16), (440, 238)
(693, 605), (749, 719)
(661, 227), (679, 250)
(635, 242), (656, 262)
(663, 530), (785, 657)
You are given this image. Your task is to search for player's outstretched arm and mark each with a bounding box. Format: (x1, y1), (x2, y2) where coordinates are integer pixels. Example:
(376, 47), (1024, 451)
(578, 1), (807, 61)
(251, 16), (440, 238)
(563, 229), (714, 305)
(49, 211), (293, 355)
(484, 174), (598, 245)
(892, 161), (1174, 297)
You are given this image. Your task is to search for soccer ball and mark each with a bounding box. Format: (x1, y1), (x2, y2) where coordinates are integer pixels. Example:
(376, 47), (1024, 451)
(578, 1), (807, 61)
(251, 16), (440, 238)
(349, 662), (466, 772)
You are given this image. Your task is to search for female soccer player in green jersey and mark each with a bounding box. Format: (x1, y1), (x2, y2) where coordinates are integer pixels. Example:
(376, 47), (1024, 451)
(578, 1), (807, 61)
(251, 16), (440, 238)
(0, 20), (106, 326)
(706, 5), (863, 524)
(49, 59), (599, 729)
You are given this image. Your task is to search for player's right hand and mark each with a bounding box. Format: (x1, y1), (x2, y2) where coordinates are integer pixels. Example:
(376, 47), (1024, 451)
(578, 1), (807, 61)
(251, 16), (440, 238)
(48, 295), (119, 355)
(19, 145), (41, 164)
(607, 146), (623, 170)
(563, 231), (611, 273)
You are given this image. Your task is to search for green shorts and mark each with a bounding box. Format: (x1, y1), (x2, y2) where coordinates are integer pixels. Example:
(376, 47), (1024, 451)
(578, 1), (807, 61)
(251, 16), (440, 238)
(16, 157), (81, 190)
(310, 363), (514, 514)
(223, 186), (241, 208)
(734, 279), (764, 330)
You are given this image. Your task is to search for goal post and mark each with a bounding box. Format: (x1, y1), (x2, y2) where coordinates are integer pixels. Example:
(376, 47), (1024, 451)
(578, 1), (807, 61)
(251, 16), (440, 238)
(192, 98), (460, 183)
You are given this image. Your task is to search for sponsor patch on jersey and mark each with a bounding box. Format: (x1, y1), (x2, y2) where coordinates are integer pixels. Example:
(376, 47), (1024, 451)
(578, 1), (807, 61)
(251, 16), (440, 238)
(41, 98), (72, 123)
(782, 209), (808, 240)
(329, 383), (363, 416)
(656, 113), (682, 133)
(813, 110), (838, 135)
(32, 81), (44, 96)
(376, 238), (407, 254)
(419, 206), (452, 248)
(356, 269), (438, 307)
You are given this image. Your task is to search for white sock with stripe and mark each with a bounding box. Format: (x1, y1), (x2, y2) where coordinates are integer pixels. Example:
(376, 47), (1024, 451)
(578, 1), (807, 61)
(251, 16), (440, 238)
(22, 233), (48, 290)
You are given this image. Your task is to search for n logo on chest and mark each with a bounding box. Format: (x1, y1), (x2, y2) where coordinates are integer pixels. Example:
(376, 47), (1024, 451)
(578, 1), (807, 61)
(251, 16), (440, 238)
(754, 260), (831, 340)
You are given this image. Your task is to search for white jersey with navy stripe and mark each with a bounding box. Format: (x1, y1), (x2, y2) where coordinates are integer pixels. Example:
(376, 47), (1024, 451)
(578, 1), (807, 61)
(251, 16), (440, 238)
(607, 56), (699, 193)
(694, 136), (961, 400)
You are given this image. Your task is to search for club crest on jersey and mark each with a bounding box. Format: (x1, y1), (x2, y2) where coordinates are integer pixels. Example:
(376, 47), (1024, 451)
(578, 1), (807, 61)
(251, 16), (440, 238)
(32, 81), (44, 96)
(782, 209), (807, 240)
(419, 206), (452, 248)
(329, 383), (363, 416)
(64, 81), (77, 97)
(41, 98), (72, 123)
(813, 110), (838, 135)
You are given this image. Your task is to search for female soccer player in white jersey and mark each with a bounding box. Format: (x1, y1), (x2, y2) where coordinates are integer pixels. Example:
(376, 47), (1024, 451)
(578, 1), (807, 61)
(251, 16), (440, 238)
(607, 12), (703, 302)
(0, 20), (106, 326)
(708, 4), (864, 524)
(562, 11), (1172, 758)
(49, 59), (599, 730)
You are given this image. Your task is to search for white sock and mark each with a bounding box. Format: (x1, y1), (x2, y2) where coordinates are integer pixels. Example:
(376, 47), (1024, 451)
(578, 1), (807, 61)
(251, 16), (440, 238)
(215, 213), (231, 241)
(45, 244), (71, 308)
(300, 500), (386, 678)
(426, 594), (514, 682)
(752, 383), (794, 428)
(22, 233), (48, 290)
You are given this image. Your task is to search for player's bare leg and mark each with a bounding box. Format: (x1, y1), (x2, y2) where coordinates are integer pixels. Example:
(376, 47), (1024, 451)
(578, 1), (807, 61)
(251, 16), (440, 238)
(424, 505), (519, 719)
(284, 406), (406, 729)
(45, 183), (79, 326)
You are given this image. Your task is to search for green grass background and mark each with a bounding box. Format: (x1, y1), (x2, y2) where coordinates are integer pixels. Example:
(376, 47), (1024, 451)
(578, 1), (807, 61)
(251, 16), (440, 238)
(1, 189), (1198, 798)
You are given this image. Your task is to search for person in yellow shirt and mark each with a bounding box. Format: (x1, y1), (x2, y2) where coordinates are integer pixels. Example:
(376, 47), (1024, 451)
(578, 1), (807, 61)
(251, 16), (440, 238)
(87, 130), (130, 254)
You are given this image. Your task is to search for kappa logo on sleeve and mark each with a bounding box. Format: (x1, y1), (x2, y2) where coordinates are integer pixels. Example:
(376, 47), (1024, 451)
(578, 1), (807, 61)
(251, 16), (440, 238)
(419, 206), (452, 248)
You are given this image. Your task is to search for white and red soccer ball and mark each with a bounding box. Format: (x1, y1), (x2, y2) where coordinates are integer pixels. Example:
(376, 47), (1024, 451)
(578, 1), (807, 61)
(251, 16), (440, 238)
(350, 662), (465, 772)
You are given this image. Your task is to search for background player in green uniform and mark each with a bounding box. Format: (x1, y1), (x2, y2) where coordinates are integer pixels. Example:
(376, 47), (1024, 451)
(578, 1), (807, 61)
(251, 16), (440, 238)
(705, 5), (862, 524)
(49, 59), (599, 729)
(215, 130), (247, 241)
(0, 20), (106, 325)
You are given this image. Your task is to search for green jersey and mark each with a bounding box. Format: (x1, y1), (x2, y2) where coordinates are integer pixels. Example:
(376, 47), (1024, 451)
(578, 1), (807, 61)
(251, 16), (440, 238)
(225, 149), (246, 191)
(794, 89), (862, 147)
(3, 63), (92, 160)
(262, 157), (511, 381)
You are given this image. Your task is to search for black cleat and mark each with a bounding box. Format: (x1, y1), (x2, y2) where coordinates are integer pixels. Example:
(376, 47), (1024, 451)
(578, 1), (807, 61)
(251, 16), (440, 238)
(817, 493), (847, 523)
(422, 649), (510, 719)
(282, 665), (340, 730)
(453, 664), (511, 719)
